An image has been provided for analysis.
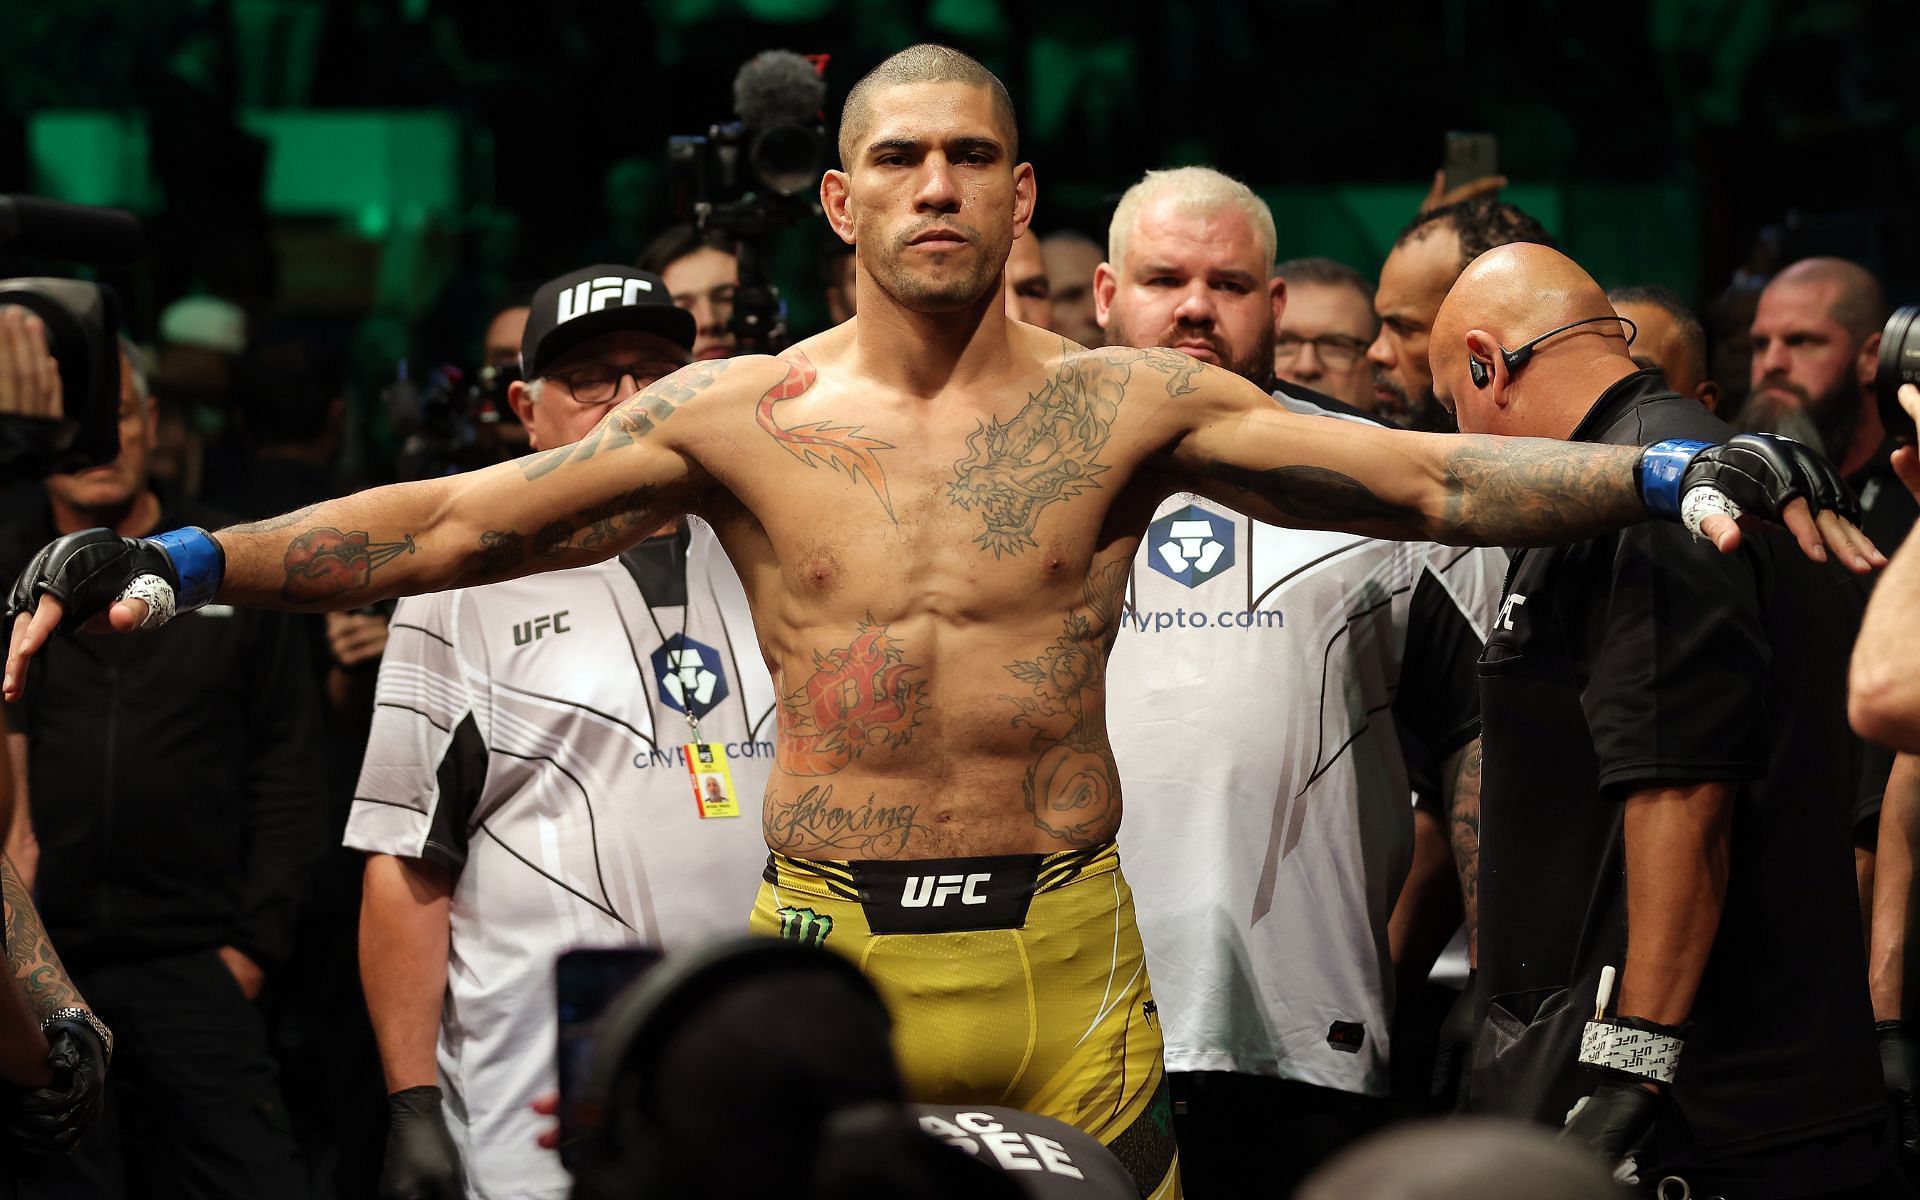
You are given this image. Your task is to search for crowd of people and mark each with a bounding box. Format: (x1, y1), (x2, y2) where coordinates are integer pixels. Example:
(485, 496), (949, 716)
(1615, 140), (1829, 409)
(0, 41), (1915, 1200)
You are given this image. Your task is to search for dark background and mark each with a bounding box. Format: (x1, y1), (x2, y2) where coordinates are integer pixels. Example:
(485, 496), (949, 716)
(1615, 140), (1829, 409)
(2, 0), (1916, 442)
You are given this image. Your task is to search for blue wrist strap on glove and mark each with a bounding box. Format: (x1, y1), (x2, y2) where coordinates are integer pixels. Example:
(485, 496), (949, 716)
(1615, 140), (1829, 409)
(149, 527), (224, 611)
(1636, 439), (1713, 519)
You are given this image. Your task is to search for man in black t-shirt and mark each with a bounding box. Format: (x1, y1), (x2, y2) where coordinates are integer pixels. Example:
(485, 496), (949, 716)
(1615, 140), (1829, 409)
(1431, 244), (1891, 1197)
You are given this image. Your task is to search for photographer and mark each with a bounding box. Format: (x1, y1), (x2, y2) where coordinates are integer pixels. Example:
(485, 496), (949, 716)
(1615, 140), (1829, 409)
(0, 332), (327, 1199)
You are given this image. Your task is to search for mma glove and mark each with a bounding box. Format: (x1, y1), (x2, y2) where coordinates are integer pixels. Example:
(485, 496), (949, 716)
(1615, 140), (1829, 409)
(1879, 1020), (1920, 1170)
(5, 526), (223, 633)
(1559, 1015), (1686, 1185)
(380, 1085), (465, 1200)
(3, 1013), (110, 1155)
(1637, 433), (1858, 537)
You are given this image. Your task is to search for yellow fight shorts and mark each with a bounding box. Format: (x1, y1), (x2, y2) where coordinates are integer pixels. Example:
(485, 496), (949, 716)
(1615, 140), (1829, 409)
(751, 841), (1180, 1199)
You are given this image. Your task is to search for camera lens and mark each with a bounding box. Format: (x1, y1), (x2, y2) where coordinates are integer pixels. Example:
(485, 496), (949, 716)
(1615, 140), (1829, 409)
(1878, 304), (1920, 446)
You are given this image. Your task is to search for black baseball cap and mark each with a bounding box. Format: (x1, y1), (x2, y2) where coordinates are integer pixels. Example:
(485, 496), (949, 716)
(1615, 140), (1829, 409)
(520, 265), (696, 378)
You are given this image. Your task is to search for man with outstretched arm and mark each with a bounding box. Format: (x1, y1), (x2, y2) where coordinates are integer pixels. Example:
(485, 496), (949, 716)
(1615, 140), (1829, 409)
(0, 45), (1877, 1200)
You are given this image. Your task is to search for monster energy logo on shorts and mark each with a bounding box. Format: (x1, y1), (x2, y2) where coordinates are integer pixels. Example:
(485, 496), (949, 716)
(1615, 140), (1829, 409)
(776, 906), (834, 947)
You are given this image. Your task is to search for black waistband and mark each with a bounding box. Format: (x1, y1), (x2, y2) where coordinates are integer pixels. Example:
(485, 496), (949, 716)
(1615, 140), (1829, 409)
(851, 854), (1046, 933)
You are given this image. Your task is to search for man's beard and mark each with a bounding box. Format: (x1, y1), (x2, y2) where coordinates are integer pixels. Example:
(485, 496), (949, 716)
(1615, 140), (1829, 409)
(1103, 309), (1274, 387)
(1371, 365), (1456, 433)
(1736, 375), (1859, 463)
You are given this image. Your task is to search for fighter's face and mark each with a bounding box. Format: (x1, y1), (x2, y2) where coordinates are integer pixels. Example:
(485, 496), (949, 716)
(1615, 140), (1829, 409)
(828, 82), (1033, 315)
(1368, 228), (1460, 430)
(1095, 199), (1277, 385)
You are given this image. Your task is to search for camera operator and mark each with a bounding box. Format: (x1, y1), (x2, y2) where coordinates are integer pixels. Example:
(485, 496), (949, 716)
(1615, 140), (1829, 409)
(0, 335), (327, 1199)
(637, 225), (739, 361)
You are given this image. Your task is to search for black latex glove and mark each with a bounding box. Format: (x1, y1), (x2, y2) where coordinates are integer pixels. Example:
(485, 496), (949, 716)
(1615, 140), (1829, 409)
(3, 1018), (108, 1155)
(380, 1085), (464, 1200)
(1879, 1020), (1920, 1169)
(1561, 1078), (1661, 1185)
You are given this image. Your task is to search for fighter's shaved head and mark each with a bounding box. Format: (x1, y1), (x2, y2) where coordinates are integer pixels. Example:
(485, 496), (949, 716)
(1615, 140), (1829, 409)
(838, 44), (1019, 168)
(1767, 256), (1887, 342)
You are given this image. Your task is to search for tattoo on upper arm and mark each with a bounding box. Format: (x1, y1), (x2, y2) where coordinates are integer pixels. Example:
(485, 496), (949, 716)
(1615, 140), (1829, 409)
(948, 348), (1151, 558)
(281, 529), (418, 604)
(1203, 459), (1426, 533)
(755, 350), (899, 521)
(518, 359), (729, 482)
(3, 855), (81, 1018)
(1001, 561), (1128, 845)
(777, 617), (928, 776)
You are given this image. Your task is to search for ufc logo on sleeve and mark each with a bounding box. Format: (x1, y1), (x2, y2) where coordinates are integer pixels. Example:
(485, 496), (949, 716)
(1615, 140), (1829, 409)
(851, 855), (1044, 933)
(557, 276), (654, 324)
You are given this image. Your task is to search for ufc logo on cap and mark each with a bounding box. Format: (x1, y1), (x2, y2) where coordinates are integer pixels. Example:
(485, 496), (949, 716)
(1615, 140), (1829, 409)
(900, 873), (990, 908)
(557, 276), (652, 324)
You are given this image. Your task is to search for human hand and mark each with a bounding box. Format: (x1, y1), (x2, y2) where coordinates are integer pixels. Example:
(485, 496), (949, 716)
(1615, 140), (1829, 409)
(1420, 168), (1508, 214)
(0, 306), (64, 421)
(327, 610), (391, 668)
(218, 945), (264, 1001)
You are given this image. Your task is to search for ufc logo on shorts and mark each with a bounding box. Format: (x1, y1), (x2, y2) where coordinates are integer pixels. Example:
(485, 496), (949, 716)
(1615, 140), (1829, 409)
(900, 873), (990, 908)
(556, 276), (653, 324)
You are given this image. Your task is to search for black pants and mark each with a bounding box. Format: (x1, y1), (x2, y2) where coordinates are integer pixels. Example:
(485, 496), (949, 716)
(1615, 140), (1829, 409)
(11, 949), (311, 1200)
(1170, 1070), (1384, 1197)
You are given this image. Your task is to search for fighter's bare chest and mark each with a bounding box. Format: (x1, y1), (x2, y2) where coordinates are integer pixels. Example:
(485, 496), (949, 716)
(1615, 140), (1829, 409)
(713, 350), (1157, 563)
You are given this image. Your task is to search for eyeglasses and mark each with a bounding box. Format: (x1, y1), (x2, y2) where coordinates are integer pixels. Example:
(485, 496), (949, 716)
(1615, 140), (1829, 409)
(1274, 333), (1369, 371)
(543, 360), (684, 406)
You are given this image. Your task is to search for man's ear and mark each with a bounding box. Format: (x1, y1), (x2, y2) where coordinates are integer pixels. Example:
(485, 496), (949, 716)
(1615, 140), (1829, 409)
(1092, 262), (1118, 331)
(1463, 329), (1511, 400)
(1010, 162), (1037, 238)
(1269, 276), (1288, 331)
(821, 170), (855, 245)
(1859, 329), (1883, 391)
(507, 379), (540, 450)
(1696, 379), (1723, 415)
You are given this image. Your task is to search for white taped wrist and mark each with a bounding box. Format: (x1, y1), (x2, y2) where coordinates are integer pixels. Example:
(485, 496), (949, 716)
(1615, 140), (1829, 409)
(118, 573), (178, 629)
(1680, 487), (1742, 540)
(1579, 1019), (1683, 1084)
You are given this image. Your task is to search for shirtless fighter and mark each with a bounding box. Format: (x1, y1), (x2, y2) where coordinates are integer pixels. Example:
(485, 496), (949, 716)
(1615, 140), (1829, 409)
(0, 46), (1879, 1199)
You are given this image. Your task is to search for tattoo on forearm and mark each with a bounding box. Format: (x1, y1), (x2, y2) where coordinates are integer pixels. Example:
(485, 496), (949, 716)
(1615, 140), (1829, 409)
(762, 784), (919, 858)
(280, 529), (417, 604)
(519, 359), (728, 481)
(3, 855), (81, 1019)
(469, 487), (663, 580)
(778, 617), (928, 776)
(948, 347), (1134, 558)
(1448, 739), (1483, 956)
(1002, 561), (1128, 845)
(756, 350), (898, 521)
(1432, 440), (1644, 545)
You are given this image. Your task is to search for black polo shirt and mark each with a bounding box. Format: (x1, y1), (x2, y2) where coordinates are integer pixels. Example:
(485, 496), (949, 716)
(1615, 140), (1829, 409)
(1466, 369), (1883, 1193)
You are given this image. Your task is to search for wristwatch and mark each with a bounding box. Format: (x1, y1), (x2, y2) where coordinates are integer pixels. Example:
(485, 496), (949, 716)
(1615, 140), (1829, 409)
(40, 1007), (112, 1065)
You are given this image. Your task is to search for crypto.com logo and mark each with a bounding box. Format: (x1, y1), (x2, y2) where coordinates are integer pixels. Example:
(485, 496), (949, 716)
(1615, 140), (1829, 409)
(1146, 504), (1234, 588)
(651, 634), (730, 718)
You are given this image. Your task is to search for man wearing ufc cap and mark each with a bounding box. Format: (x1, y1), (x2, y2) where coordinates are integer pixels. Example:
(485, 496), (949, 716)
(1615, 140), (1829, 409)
(348, 265), (776, 1200)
